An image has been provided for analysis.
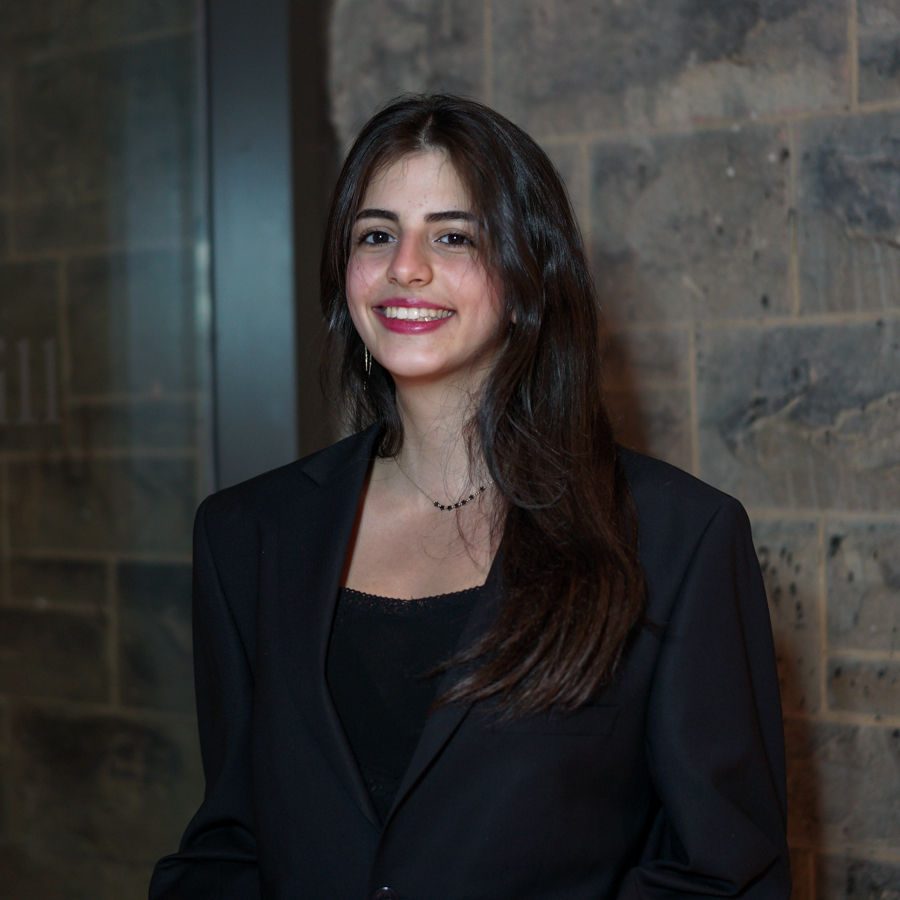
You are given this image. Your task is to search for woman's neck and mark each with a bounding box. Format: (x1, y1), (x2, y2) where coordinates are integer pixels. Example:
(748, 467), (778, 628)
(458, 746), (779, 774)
(391, 380), (484, 500)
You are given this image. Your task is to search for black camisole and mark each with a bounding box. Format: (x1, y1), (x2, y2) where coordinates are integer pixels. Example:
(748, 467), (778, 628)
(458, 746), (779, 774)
(325, 584), (481, 822)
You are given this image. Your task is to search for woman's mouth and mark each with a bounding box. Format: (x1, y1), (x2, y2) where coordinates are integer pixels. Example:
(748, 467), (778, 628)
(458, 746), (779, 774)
(378, 306), (453, 322)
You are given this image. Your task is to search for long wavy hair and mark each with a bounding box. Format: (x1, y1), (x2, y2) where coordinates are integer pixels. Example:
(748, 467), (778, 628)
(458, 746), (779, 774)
(321, 94), (645, 714)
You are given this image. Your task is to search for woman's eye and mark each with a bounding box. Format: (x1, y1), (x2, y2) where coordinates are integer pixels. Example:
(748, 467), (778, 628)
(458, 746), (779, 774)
(359, 230), (394, 245)
(437, 232), (473, 246)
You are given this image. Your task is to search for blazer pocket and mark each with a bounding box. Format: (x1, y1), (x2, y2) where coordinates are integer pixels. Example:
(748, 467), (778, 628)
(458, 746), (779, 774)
(489, 704), (620, 736)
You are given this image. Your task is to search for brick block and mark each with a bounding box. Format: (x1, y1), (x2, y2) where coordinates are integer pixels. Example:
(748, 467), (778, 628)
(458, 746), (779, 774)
(696, 321), (900, 510)
(69, 398), (200, 451)
(13, 36), (198, 251)
(66, 249), (198, 397)
(602, 326), (689, 393)
(329, 0), (485, 145)
(826, 523), (900, 653)
(9, 457), (196, 555)
(8, 708), (202, 864)
(796, 112), (900, 313)
(606, 386), (691, 472)
(589, 126), (791, 324)
(753, 519), (822, 715)
(0, 608), (107, 701)
(819, 855), (900, 900)
(784, 719), (900, 847)
(858, 0), (900, 104)
(827, 657), (900, 717)
(0, 260), (61, 445)
(118, 562), (193, 713)
(492, 0), (848, 136)
(10, 557), (106, 609)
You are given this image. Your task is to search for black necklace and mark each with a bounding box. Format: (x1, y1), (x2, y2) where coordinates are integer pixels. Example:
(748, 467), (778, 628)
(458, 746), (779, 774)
(394, 459), (493, 511)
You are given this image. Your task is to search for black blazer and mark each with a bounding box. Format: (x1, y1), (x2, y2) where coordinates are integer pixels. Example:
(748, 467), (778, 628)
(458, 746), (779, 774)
(150, 425), (790, 900)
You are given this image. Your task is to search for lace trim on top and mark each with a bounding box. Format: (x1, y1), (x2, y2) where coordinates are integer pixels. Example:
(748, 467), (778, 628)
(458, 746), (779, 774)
(335, 583), (484, 626)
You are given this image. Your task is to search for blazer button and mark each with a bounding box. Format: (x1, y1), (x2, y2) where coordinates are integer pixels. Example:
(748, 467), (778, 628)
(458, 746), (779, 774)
(373, 889), (398, 900)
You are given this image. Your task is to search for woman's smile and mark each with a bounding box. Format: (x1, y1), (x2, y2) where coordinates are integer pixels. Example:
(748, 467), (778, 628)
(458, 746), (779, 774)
(375, 299), (455, 331)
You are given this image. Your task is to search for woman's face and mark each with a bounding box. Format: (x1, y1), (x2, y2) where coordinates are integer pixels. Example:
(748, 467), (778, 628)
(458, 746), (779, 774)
(346, 151), (504, 393)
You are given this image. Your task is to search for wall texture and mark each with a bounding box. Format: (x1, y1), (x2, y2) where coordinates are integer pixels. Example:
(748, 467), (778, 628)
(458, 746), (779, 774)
(0, 2), (206, 897)
(329, 1), (900, 897)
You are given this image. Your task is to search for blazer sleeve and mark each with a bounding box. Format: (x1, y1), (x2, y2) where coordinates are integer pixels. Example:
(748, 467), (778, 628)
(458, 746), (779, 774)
(149, 498), (261, 900)
(617, 497), (791, 900)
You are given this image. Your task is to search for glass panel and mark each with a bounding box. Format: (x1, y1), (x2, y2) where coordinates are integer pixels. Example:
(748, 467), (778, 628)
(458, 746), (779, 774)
(0, 2), (209, 896)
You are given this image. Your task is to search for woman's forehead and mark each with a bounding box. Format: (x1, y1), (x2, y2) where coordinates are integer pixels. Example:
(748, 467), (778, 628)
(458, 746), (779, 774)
(358, 150), (471, 212)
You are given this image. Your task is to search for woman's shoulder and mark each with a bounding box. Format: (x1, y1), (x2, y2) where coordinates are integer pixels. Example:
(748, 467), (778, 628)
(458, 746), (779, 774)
(617, 445), (737, 515)
(200, 425), (380, 527)
(616, 445), (754, 569)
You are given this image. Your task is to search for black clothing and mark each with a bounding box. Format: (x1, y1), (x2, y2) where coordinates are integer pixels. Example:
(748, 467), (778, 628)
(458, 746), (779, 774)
(150, 424), (791, 900)
(326, 585), (481, 821)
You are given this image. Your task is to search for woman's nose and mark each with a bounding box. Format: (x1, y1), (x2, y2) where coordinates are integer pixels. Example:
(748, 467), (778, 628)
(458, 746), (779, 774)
(387, 236), (432, 286)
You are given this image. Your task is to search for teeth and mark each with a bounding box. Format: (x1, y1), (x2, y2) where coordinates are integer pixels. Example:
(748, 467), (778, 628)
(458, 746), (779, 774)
(381, 306), (453, 322)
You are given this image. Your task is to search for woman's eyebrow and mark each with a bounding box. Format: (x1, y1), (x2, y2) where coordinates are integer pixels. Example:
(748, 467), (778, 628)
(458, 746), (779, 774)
(355, 208), (398, 222)
(354, 208), (476, 223)
(425, 210), (476, 223)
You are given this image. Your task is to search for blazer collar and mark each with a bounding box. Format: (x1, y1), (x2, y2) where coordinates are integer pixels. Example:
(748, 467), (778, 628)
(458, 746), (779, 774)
(277, 424), (383, 827)
(276, 423), (501, 831)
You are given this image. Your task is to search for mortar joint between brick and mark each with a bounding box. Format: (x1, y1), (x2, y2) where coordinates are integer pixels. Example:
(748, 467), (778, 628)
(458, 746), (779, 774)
(9, 694), (198, 726)
(826, 648), (900, 663)
(1, 597), (109, 617)
(787, 121), (801, 317)
(56, 256), (74, 454)
(4, 447), (197, 464)
(4, 237), (198, 266)
(0, 460), (10, 607)
(811, 842), (900, 866)
(694, 309), (900, 331)
(69, 391), (204, 405)
(858, 98), (900, 115)
(483, 0), (494, 107)
(816, 518), (830, 714)
(6, 57), (18, 258)
(107, 558), (120, 709)
(10, 549), (193, 565)
(565, 102), (875, 149)
(849, 0), (859, 113)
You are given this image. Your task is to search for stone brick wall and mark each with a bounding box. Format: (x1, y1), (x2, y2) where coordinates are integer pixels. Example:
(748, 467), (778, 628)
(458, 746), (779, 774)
(329, 1), (900, 897)
(0, 3), (206, 897)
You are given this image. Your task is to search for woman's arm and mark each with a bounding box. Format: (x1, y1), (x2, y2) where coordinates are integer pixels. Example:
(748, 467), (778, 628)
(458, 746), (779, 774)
(618, 497), (791, 900)
(149, 497), (261, 900)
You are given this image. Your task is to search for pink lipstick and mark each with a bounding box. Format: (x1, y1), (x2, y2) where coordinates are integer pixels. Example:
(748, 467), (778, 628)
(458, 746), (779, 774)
(375, 299), (454, 334)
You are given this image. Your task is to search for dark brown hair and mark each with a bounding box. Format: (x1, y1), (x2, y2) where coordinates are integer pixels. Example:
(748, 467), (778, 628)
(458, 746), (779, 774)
(321, 94), (645, 714)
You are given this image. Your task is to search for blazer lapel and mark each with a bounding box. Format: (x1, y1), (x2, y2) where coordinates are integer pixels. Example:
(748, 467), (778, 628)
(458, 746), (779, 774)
(276, 425), (382, 828)
(383, 553), (503, 827)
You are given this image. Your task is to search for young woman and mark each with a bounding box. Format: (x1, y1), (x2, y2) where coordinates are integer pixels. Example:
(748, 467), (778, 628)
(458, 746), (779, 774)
(151, 94), (790, 900)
